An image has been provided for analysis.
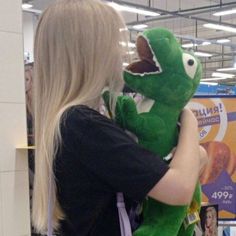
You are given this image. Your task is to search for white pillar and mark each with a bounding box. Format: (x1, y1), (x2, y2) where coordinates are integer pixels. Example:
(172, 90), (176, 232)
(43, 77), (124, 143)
(23, 12), (35, 62)
(0, 0), (30, 235)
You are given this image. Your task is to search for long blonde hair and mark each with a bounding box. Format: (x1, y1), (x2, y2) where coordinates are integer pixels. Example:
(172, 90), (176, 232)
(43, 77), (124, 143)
(32, 0), (127, 233)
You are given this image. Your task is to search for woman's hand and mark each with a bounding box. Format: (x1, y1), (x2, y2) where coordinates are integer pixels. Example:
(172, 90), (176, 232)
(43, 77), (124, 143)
(180, 108), (198, 133)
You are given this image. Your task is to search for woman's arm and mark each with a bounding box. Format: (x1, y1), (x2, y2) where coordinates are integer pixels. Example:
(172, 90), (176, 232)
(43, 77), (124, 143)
(148, 108), (208, 205)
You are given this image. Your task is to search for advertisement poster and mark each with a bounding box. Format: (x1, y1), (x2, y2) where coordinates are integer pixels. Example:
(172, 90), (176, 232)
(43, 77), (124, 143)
(199, 204), (218, 236)
(189, 96), (236, 219)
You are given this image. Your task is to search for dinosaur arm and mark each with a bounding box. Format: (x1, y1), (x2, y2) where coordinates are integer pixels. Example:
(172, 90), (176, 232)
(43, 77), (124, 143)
(115, 96), (165, 140)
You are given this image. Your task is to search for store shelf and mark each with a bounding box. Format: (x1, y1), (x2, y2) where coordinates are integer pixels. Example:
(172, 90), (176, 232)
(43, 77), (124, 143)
(15, 146), (35, 150)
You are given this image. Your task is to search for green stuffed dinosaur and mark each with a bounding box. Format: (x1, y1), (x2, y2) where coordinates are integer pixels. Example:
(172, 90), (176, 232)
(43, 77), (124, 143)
(104, 28), (202, 236)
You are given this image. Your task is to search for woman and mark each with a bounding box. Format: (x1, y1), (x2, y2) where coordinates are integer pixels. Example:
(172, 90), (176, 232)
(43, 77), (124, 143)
(25, 62), (34, 119)
(32, 0), (207, 235)
(204, 207), (217, 236)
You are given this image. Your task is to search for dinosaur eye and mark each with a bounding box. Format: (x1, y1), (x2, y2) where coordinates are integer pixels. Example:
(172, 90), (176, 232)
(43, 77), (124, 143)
(188, 59), (194, 66)
(182, 53), (197, 79)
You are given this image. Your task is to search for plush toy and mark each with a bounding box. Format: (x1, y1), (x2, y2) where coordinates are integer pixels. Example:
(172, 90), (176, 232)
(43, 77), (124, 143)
(104, 28), (202, 236)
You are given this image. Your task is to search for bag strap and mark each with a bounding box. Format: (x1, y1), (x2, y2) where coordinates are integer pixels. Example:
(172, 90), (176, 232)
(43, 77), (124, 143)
(116, 192), (132, 236)
(47, 176), (53, 236)
(47, 187), (132, 236)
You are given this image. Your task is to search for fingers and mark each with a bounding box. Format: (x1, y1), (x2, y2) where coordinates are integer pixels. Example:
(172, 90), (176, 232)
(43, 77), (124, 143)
(180, 108), (198, 134)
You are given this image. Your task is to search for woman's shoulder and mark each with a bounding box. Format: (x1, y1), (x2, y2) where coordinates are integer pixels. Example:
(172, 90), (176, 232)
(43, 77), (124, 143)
(61, 105), (113, 131)
(65, 105), (108, 122)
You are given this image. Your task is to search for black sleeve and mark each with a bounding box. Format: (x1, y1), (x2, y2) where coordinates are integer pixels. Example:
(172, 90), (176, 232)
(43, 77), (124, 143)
(63, 106), (169, 202)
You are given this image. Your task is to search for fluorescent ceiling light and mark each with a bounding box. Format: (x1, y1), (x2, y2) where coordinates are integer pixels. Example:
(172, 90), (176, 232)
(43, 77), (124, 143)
(213, 9), (236, 16)
(201, 77), (228, 81)
(132, 24), (148, 30)
(119, 27), (128, 32)
(182, 43), (198, 48)
(123, 62), (129, 66)
(217, 67), (236, 72)
(127, 42), (136, 48)
(194, 52), (213, 57)
(119, 41), (136, 48)
(200, 82), (218, 86)
(182, 42), (211, 48)
(216, 39), (230, 43)
(22, 3), (33, 9)
(203, 23), (236, 33)
(212, 72), (235, 78)
(22, 8), (42, 14)
(201, 41), (211, 46)
(126, 51), (135, 55)
(107, 2), (160, 16)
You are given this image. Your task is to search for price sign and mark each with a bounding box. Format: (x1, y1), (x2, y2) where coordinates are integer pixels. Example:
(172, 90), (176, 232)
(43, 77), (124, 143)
(202, 171), (235, 218)
(211, 191), (233, 200)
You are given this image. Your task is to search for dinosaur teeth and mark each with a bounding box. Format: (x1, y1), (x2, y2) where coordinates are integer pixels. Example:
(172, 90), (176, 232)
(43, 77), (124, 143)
(153, 58), (162, 72)
(124, 59), (161, 76)
(141, 33), (163, 74)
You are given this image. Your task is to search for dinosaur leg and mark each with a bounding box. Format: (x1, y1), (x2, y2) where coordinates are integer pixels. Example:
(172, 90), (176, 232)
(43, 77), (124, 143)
(133, 198), (187, 236)
(176, 184), (202, 236)
(177, 222), (195, 236)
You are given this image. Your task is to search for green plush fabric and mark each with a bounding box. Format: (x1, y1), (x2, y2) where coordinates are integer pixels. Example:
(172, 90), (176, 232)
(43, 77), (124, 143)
(104, 28), (202, 236)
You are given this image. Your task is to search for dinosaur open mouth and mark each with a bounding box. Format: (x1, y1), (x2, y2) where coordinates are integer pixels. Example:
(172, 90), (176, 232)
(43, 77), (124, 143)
(125, 36), (162, 75)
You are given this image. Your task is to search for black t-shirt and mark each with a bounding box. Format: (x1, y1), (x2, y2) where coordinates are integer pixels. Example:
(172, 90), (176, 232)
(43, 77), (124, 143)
(54, 105), (169, 236)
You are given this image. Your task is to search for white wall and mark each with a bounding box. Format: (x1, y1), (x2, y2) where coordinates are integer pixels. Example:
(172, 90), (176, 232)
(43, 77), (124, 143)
(0, 0), (30, 235)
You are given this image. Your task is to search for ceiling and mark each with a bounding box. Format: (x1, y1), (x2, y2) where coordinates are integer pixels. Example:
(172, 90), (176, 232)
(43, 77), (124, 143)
(23, 0), (236, 85)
